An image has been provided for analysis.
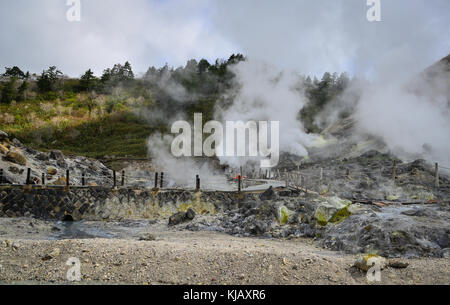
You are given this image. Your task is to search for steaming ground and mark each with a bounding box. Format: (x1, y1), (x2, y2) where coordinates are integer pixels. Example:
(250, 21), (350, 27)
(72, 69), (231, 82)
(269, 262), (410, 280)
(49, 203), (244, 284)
(0, 219), (449, 285)
(1, 113), (449, 284)
(1, 145), (449, 285)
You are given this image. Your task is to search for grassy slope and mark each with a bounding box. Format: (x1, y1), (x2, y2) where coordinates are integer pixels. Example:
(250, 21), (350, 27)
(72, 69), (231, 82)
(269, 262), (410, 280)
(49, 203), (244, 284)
(0, 99), (160, 159)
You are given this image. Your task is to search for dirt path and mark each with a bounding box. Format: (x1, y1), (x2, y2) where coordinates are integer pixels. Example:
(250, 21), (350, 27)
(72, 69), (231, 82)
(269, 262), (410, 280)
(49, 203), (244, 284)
(1, 231), (449, 285)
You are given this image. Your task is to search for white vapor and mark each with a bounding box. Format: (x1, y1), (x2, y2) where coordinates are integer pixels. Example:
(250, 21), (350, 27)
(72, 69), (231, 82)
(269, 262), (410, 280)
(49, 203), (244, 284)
(354, 57), (450, 166)
(215, 59), (317, 168)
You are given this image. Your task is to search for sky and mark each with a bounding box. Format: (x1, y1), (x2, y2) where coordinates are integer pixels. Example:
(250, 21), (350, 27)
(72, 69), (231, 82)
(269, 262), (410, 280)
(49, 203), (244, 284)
(0, 0), (449, 78)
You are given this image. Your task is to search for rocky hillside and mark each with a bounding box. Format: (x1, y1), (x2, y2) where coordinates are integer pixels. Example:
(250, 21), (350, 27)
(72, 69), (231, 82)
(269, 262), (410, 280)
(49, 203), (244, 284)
(0, 129), (112, 186)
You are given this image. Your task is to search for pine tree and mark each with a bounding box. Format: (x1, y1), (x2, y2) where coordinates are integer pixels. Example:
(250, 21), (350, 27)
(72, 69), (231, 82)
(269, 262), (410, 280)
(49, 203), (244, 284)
(79, 69), (97, 91)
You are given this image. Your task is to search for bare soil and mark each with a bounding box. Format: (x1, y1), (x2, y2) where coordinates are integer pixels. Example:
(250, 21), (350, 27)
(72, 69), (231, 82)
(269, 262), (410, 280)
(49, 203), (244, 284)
(1, 230), (449, 285)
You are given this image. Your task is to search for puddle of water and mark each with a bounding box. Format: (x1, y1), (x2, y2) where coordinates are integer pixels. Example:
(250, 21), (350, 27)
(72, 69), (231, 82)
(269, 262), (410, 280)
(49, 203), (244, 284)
(51, 220), (153, 240)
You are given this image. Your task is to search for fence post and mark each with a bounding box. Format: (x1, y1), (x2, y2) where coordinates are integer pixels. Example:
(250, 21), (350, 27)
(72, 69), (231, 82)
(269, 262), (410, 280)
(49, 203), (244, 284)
(196, 175), (200, 191)
(82, 173), (85, 186)
(392, 160), (397, 181)
(66, 170), (70, 187)
(238, 175), (241, 192)
(26, 168), (31, 185)
(160, 172), (164, 189)
(154, 172), (158, 189)
(113, 170), (117, 188)
(42, 173), (45, 186)
(0, 168), (3, 184)
(320, 168), (323, 182)
(121, 171), (125, 187)
(435, 163), (439, 188)
(285, 172), (289, 188)
(304, 177), (308, 194)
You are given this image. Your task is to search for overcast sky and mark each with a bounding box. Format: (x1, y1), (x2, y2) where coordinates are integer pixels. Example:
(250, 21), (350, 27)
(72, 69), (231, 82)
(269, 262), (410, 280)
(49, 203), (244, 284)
(0, 0), (449, 77)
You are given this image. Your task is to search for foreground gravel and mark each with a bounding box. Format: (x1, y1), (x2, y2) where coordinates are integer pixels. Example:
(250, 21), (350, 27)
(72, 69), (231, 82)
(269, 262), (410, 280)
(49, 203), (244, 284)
(1, 231), (449, 285)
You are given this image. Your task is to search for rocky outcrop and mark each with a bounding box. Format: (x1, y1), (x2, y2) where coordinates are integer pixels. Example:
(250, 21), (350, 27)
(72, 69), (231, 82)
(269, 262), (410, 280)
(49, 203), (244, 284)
(168, 208), (196, 226)
(183, 188), (450, 258)
(314, 197), (352, 226)
(260, 186), (276, 201)
(0, 130), (111, 186)
(0, 144), (9, 155)
(4, 151), (27, 166)
(0, 130), (8, 141)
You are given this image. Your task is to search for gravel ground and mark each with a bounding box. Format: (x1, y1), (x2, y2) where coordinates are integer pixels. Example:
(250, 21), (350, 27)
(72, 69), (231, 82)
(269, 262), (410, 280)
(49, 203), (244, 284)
(1, 230), (449, 285)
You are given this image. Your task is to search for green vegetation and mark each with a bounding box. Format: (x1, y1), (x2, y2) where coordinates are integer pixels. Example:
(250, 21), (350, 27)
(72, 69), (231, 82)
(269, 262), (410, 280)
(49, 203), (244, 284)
(300, 72), (350, 133)
(0, 96), (160, 158)
(0, 56), (245, 158)
(0, 54), (350, 159)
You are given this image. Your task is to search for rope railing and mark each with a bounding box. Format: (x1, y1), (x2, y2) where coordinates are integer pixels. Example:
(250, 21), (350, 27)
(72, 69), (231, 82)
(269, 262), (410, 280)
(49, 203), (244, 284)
(1, 159), (449, 192)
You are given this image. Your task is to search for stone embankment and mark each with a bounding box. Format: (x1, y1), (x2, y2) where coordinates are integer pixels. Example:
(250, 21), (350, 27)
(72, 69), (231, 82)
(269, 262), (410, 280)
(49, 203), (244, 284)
(0, 185), (266, 221)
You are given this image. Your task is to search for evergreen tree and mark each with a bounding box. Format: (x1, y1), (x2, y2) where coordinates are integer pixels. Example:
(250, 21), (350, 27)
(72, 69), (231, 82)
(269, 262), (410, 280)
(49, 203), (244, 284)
(198, 59), (211, 74)
(122, 61), (134, 81)
(79, 69), (97, 91)
(1, 77), (17, 104)
(3, 66), (25, 79)
(37, 66), (62, 93)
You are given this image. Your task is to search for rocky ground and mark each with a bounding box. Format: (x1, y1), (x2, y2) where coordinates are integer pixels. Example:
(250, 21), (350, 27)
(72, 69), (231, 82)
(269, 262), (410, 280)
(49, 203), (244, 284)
(1, 130), (112, 186)
(181, 189), (450, 258)
(0, 230), (449, 285)
(1, 128), (450, 285)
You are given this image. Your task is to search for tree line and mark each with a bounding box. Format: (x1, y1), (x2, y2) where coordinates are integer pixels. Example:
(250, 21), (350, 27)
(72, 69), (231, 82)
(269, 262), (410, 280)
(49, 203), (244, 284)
(0, 53), (352, 133)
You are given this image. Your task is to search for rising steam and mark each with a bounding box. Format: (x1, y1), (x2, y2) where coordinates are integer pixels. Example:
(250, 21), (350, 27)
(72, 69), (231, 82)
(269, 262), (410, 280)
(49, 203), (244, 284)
(215, 59), (317, 168)
(354, 56), (450, 166)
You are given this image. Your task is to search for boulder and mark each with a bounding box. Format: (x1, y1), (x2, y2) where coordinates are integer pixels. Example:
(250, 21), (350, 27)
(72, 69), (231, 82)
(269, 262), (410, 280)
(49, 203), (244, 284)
(47, 167), (57, 176)
(168, 208), (196, 226)
(25, 147), (37, 155)
(314, 197), (352, 226)
(354, 255), (387, 272)
(11, 138), (22, 147)
(35, 152), (50, 161)
(260, 186), (276, 201)
(442, 248), (450, 258)
(388, 260), (409, 269)
(8, 166), (20, 174)
(0, 144), (9, 155)
(50, 150), (67, 168)
(278, 206), (294, 225)
(0, 130), (8, 141)
(4, 151), (27, 166)
(50, 150), (64, 160)
(57, 159), (67, 168)
(185, 208), (196, 220)
(42, 248), (61, 261)
(168, 212), (187, 226)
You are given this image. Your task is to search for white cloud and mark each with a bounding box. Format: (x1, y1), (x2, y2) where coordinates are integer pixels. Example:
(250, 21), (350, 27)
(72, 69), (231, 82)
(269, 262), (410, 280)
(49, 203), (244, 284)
(0, 0), (236, 76)
(0, 0), (449, 77)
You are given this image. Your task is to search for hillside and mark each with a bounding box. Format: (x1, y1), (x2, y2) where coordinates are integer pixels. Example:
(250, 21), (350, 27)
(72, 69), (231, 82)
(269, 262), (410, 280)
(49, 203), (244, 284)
(0, 56), (245, 160)
(0, 98), (157, 159)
